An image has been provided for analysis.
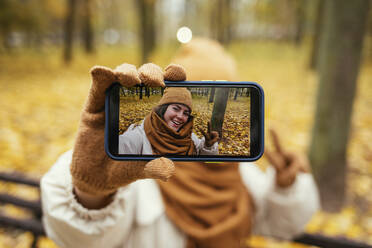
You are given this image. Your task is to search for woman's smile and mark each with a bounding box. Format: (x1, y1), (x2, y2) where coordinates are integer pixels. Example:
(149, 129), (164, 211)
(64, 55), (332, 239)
(164, 104), (190, 131)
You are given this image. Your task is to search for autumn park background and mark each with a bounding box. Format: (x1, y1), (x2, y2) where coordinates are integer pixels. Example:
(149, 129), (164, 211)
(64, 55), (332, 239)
(1, 0), (372, 247)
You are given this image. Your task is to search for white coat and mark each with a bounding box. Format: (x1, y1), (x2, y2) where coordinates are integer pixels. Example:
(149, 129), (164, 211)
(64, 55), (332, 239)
(41, 150), (319, 248)
(118, 121), (218, 155)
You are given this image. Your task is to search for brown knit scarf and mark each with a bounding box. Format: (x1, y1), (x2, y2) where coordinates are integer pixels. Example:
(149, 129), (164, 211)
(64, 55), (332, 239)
(144, 111), (253, 248)
(144, 111), (196, 155)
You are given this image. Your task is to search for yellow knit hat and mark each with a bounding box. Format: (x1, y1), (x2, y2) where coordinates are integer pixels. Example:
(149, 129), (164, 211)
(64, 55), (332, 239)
(158, 87), (192, 111)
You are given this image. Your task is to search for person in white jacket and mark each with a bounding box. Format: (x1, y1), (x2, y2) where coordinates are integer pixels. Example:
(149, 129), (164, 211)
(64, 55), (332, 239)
(41, 38), (319, 248)
(119, 87), (219, 156)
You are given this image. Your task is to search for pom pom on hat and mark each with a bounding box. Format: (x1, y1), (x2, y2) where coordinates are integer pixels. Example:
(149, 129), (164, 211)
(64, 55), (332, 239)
(171, 37), (238, 81)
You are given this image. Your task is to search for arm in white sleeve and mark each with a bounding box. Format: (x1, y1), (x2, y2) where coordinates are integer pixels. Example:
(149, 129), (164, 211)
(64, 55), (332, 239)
(41, 150), (136, 248)
(239, 163), (320, 240)
(191, 133), (218, 155)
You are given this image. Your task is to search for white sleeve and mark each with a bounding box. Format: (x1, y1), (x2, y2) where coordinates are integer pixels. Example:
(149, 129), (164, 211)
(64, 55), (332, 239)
(119, 125), (143, 154)
(41, 151), (136, 248)
(191, 133), (219, 155)
(239, 163), (320, 240)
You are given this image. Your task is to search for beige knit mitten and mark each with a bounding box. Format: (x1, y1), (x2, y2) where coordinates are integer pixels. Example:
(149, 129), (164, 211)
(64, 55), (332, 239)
(70, 63), (186, 195)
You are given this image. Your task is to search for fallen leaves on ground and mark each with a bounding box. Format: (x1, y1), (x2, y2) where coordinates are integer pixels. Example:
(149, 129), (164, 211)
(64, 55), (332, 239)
(0, 41), (371, 247)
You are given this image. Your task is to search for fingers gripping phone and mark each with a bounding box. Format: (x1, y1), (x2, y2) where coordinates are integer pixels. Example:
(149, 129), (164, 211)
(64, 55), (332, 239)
(105, 81), (264, 162)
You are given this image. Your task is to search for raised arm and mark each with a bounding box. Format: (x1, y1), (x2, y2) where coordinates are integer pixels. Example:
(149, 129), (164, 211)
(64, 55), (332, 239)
(193, 121), (219, 155)
(240, 129), (319, 239)
(41, 63), (187, 248)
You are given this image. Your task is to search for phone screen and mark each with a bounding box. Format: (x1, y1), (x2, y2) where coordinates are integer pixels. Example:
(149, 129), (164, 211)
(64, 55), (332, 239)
(105, 82), (264, 161)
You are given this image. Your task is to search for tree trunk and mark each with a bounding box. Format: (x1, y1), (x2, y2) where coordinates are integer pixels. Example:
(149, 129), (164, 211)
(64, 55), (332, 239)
(136, 0), (156, 64)
(308, 0), (369, 212)
(82, 0), (94, 54)
(309, 0), (325, 70)
(1, 29), (11, 53)
(233, 88), (239, 100)
(209, 1), (218, 41)
(211, 0), (233, 45)
(211, 88), (230, 136)
(64, 0), (77, 64)
(139, 86), (143, 100)
(224, 0), (233, 45)
(294, 0), (305, 46)
(182, 0), (193, 26)
(208, 88), (216, 103)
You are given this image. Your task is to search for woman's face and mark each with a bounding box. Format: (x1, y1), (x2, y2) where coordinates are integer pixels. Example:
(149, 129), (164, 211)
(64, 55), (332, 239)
(163, 104), (190, 131)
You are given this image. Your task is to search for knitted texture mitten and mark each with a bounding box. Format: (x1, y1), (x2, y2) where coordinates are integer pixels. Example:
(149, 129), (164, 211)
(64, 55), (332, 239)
(71, 63), (186, 195)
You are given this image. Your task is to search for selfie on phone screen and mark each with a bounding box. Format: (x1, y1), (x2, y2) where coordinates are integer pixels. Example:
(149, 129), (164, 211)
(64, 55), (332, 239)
(118, 86), (251, 157)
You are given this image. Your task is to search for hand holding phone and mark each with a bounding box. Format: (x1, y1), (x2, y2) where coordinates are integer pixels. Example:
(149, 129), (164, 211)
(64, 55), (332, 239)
(70, 63), (185, 197)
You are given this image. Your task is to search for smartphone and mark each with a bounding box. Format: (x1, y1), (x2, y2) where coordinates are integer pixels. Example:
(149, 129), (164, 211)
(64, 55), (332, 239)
(105, 81), (264, 162)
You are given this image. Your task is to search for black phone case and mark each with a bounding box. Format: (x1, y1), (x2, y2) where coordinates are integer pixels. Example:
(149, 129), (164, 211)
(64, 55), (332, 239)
(105, 81), (264, 162)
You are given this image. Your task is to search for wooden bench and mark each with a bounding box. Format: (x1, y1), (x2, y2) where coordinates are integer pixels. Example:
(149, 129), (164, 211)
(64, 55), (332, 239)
(0, 172), (44, 248)
(0, 171), (371, 248)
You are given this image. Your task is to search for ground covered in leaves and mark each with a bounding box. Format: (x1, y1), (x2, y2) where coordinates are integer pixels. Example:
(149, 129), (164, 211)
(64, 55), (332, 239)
(0, 41), (371, 247)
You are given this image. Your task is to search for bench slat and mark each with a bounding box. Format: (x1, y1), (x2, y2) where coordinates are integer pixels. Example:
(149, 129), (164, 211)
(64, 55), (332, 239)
(0, 193), (42, 216)
(0, 172), (40, 187)
(0, 214), (45, 236)
(1, 171), (371, 248)
(294, 233), (372, 248)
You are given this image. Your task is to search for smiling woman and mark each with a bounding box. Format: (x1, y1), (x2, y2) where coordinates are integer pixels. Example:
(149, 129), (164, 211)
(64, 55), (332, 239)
(162, 104), (190, 131)
(118, 87), (219, 156)
(158, 103), (190, 132)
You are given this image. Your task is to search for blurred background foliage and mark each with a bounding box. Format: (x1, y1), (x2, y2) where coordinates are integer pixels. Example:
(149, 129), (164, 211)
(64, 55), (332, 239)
(0, 0), (372, 247)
